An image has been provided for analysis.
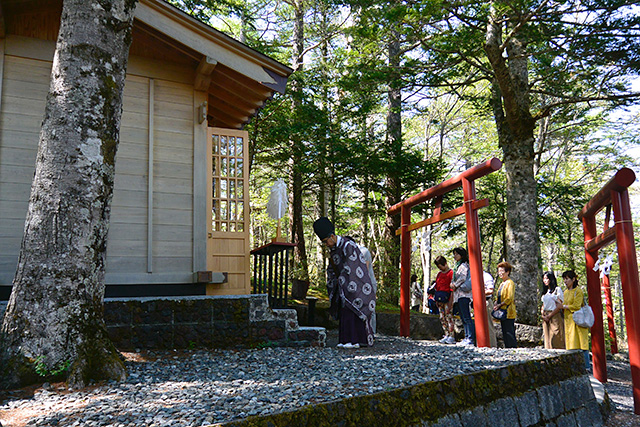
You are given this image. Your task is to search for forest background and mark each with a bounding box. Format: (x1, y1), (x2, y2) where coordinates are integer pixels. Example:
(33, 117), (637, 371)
(170, 0), (640, 330)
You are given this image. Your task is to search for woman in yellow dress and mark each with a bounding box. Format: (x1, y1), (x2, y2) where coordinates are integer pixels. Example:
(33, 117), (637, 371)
(561, 270), (590, 371)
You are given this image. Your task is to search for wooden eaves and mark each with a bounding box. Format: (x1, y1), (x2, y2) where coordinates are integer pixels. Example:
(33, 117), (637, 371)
(135, 0), (293, 129)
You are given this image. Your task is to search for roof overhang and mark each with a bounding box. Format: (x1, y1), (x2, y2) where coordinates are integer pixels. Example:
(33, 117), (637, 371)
(137, 0), (292, 129)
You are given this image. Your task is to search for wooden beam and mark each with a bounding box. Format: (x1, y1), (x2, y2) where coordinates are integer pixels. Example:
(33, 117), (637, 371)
(0, 38), (5, 116)
(215, 63), (274, 98)
(209, 81), (265, 112)
(389, 158), (502, 216)
(194, 55), (217, 91)
(585, 226), (617, 253)
(147, 78), (155, 273)
(0, 1), (6, 39)
(395, 198), (489, 236)
(209, 103), (247, 127)
(208, 93), (256, 121)
(210, 71), (271, 104)
(209, 115), (239, 129)
(193, 89), (208, 272)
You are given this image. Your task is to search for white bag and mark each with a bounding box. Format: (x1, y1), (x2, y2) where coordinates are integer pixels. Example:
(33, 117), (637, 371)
(573, 305), (595, 328)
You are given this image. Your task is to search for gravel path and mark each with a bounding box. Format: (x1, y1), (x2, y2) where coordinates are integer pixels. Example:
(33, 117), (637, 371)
(603, 353), (640, 427)
(0, 333), (636, 427)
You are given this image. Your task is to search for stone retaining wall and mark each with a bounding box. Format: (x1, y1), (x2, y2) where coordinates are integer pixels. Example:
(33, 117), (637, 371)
(218, 351), (602, 427)
(104, 295), (326, 350)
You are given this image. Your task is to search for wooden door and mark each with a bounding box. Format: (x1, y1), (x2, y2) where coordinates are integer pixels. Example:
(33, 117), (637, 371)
(206, 127), (250, 294)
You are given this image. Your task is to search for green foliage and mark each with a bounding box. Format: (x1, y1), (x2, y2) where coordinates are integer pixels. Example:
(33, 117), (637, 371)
(170, 0), (640, 318)
(34, 356), (72, 379)
(255, 340), (277, 349)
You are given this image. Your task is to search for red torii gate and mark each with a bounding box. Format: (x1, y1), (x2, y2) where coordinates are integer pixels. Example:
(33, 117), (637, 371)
(578, 167), (640, 414)
(388, 158), (502, 347)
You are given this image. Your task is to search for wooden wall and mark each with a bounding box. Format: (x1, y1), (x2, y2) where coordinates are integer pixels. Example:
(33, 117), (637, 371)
(0, 35), (197, 287)
(105, 77), (195, 285)
(0, 53), (47, 284)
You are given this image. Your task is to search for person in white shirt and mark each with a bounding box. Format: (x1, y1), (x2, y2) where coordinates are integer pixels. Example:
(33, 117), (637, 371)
(540, 271), (565, 349)
(483, 271), (498, 347)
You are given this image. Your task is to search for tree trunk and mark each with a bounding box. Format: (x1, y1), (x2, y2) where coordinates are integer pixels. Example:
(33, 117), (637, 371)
(1, 0), (137, 389)
(382, 32), (402, 301)
(288, 0), (308, 281)
(485, 7), (541, 325)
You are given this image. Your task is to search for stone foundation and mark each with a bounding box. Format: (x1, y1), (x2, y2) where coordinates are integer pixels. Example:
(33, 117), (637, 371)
(103, 295), (326, 350)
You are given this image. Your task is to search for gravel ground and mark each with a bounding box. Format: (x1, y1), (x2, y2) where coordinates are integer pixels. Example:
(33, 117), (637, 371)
(0, 333), (637, 427)
(602, 353), (640, 427)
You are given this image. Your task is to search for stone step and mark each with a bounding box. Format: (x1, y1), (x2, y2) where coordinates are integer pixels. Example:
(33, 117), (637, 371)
(102, 294), (325, 350)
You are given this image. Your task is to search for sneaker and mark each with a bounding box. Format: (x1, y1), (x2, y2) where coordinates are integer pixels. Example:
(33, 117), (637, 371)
(352, 343), (360, 349)
(343, 343), (354, 349)
(337, 343), (345, 348)
(463, 339), (475, 347)
(439, 336), (449, 344)
(445, 336), (456, 344)
(458, 338), (470, 346)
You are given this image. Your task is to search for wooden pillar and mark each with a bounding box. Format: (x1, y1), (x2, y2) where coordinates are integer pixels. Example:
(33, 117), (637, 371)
(611, 189), (640, 414)
(462, 178), (489, 347)
(602, 274), (618, 354)
(400, 205), (411, 337)
(583, 215), (607, 383)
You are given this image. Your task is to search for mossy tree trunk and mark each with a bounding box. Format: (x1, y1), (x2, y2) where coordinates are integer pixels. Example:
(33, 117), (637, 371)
(288, 0), (309, 281)
(485, 4), (541, 325)
(382, 30), (402, 300)
(0, 0), (138, 389)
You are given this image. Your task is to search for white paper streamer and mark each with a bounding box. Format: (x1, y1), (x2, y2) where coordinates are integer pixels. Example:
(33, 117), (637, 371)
(266, 179), (288, 220)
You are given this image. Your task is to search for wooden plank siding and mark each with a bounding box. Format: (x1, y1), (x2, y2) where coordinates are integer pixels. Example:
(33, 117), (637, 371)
(0, 48), (199, 286)
(0, 54), (47, 284)
(106, 76), (195, 283)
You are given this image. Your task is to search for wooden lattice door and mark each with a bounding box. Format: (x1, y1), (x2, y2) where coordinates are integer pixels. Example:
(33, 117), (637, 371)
(206, 127), (250, 294)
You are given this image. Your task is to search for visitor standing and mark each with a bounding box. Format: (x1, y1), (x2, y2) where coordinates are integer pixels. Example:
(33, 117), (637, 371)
(494, 262), (517, 348)
(359, 244), (377, 333)
(410, 274), (423, 312)
(541, 271), (565, 349)
(434, 256), (455, 344)
(483, 271), (498, 347)
(561, 270), (590, 371)
(313, 217), (376, 348)
(451, 247), (474, 346)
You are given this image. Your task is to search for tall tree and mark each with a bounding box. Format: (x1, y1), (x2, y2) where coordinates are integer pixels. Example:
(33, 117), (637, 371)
(382, 26), (403, 292)
(1, 0), (137, 389)
(287, 0), (310, 281)
(404, 0), (640, 324)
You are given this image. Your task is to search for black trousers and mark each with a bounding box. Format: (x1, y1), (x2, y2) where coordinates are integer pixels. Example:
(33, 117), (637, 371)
(500, 318), (517, 348)
(339, 307), (368, 345)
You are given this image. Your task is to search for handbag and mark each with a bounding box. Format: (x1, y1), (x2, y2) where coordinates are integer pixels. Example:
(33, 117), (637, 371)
(491, 281), (507, 320)
(458, 264), (472, 292)
(459, 275), (472, 292)
(491, 308), (507, 320)
(573, 304), (595, 328)
(434, 290), (450, 303)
